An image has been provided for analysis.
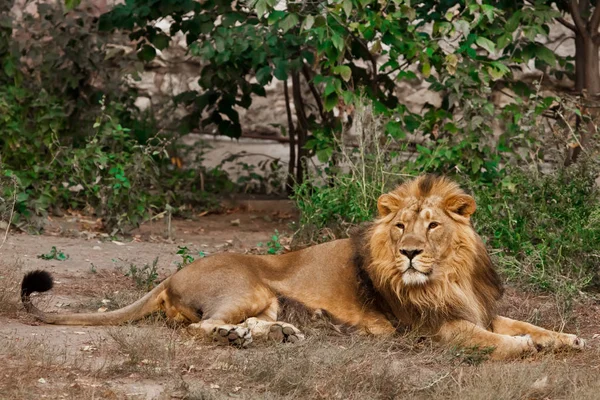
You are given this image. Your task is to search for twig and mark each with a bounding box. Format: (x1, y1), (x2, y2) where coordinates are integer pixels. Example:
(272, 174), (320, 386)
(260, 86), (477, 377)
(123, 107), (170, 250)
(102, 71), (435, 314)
(0, 176), (17, 252)
(413, 371), (452, 391)
(556, 109), (589, 156)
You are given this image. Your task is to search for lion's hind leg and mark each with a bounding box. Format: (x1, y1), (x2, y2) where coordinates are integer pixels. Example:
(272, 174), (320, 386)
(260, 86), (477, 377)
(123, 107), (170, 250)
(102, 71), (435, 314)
(492, 316), (585, 351)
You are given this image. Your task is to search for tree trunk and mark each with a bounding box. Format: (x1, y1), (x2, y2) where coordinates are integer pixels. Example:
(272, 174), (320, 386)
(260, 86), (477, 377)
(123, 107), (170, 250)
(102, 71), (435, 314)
(583, 36), (600, 95)
(283, 79), (296, 193)
(569, 34), (600, 164)
(574, 34), (586, 92)
(291, 71), (308, 185)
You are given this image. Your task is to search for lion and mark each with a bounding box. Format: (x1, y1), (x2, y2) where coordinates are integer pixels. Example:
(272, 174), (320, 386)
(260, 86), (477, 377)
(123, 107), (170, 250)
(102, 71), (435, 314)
(21, 175), (584, 359)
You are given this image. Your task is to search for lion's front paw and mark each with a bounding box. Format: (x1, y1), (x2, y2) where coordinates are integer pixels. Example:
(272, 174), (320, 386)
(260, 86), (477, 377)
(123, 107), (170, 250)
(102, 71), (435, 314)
(533, 332), (585, 351)
(492, 334), (537, 360)
(268, 322), (305, 343)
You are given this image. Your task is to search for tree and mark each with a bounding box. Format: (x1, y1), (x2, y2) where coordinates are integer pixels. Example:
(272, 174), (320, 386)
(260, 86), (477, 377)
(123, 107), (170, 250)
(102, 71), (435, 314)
(552, 0), (600, 163)
(92, 0), (578, 185)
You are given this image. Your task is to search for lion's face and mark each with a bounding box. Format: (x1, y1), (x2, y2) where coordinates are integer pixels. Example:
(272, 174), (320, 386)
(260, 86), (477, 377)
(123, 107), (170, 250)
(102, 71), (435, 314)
(375, 175), (477, 287)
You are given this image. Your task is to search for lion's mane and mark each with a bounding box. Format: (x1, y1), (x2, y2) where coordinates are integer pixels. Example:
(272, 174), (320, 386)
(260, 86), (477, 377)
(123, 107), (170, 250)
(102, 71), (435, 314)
(352, 175), (503, 333)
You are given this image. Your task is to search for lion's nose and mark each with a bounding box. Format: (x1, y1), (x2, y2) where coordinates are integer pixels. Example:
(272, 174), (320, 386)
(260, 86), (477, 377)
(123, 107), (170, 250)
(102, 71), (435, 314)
(400, 249), (423, 260)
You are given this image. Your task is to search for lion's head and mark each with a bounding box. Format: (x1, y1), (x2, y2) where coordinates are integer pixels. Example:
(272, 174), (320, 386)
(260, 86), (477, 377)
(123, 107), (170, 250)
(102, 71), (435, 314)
(354, 175), (503, 331)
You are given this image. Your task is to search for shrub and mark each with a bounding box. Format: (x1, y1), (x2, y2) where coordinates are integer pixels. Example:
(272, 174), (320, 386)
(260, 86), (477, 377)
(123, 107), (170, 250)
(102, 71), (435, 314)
(472, 166), (600, 295)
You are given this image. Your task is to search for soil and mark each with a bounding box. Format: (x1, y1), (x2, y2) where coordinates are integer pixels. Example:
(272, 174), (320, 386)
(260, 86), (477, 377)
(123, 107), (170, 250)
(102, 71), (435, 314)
(1, 209), (599, 400)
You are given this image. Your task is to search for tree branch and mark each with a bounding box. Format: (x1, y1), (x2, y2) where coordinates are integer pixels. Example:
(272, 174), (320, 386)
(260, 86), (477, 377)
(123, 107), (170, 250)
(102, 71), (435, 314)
(301, 63), (327, 123)
(569, 0), (589, 36)
(524, 0), (576, 31)
(557, 16), (577, 31)
(590, 0), (600, 32)
(283, 79), (296, 191)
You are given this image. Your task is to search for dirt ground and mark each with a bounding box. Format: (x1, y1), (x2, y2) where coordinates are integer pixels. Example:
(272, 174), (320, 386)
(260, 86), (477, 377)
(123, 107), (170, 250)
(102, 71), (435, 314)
(1, 209), (600, 400)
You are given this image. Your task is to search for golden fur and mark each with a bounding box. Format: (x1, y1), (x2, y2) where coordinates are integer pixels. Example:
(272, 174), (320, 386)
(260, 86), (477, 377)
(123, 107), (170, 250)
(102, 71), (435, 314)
(21, 175), (585, 359)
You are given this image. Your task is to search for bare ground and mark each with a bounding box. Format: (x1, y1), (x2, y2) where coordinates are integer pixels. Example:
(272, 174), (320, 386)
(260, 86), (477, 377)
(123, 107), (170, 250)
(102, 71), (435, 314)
(1, 210), (599, 400)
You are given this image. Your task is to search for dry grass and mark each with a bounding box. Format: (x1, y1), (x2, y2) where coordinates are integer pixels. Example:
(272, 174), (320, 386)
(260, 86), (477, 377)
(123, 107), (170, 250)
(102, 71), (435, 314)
(0, 259), (22, 317)
(1, 262), (598, 399)
(0, 313), (599, 399)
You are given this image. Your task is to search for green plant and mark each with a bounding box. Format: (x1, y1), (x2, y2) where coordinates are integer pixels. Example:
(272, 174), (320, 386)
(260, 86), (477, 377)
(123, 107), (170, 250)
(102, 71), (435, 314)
(471, 165), (600, 296)
(37, 247), (69, 261)
(125, 257), (160, 290)
(175, 246), (205, 271)
(258, 230), (285, 255)
(292, 103), (408, 242)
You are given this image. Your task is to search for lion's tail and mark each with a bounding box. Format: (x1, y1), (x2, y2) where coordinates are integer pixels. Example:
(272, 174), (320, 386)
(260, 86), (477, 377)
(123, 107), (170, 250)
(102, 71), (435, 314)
(21, 270), (170, 326)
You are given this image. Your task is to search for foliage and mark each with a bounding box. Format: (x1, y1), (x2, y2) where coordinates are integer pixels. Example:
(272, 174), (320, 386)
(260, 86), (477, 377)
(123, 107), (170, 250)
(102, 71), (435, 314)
(258, 230), (285, 255)
(472, 166), (600, 296)
(125, 257), (160, 290)
(37, 246), (69, 261)
(97, 0), (574, 183)
(1, 97), (163, 233)
(175, 246), (205, 271)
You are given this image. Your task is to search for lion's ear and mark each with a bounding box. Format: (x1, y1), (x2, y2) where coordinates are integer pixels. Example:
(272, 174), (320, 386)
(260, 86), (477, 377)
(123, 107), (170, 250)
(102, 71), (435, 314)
(444, 194), (476, 217)
(377, 193), (401, 217)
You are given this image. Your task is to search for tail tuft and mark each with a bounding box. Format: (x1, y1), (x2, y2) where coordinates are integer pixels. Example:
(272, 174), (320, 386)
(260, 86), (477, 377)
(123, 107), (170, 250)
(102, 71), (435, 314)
(21, 270), (53, 301)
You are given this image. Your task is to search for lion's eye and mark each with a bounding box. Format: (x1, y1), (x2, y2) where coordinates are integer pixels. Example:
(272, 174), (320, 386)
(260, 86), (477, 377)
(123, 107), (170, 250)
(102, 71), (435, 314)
(396, 223), (405, 230)
(428, 222), (439, 230)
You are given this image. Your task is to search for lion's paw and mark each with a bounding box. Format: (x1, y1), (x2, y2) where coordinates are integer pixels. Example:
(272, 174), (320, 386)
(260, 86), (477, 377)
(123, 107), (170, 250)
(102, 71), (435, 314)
(213, 324), (253, 347)
(188, 322), (253, 347)
(533, 332), (585, 351)
(493, 334), (537, 360)
(268, 322), (305, 343)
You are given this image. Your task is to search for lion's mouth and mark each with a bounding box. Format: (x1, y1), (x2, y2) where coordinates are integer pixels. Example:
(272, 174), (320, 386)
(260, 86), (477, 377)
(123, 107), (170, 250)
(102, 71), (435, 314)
(399, 260), (433, 286)
(403, 261), (431, 275)
(404, 268), (431, 278)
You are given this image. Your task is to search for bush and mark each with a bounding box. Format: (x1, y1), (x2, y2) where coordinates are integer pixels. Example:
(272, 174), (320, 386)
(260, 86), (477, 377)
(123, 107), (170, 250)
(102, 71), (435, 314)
(1, 99), (163, 233)
(472, 166), (600, 295)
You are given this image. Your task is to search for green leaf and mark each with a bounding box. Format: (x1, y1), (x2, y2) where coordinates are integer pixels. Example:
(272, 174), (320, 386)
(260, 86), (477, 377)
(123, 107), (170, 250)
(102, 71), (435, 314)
(385, 120), (405, 139)
(536, 46), (556, 66)
(331, 34), (345, 51)
(505, 10), (521, 33)
(256, 66), (272, 85)
(65, 0), (81, 10)
(273, 59), (288, 80)
(324, 93), (338, 112)
(151, 34), (170, 51)
(3, 58), (15, 77)
(137, 44), (156, 62)
(333, 65), (352, 82)
(302, 15), (315, 31)
(316, 147), (333, 162)
(343, 0), (353, 17)
(421, 62), (431, 78)
(475, 36), (496, 54)
(280, 13), (299, 33)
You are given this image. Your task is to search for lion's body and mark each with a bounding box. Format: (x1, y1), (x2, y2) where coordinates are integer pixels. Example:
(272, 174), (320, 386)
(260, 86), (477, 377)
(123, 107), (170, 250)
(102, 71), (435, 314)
(21, 175), (584, 358)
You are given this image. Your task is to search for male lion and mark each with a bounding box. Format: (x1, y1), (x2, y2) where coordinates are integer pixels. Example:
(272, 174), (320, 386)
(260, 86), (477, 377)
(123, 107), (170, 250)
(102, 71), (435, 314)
(21, 175), (584, 359)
